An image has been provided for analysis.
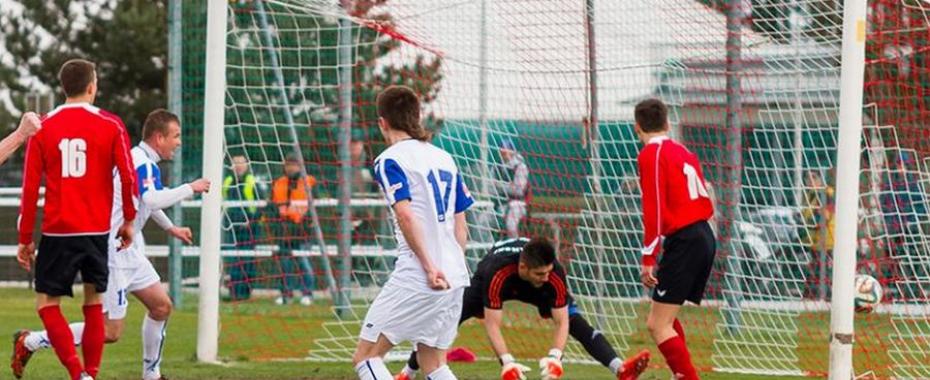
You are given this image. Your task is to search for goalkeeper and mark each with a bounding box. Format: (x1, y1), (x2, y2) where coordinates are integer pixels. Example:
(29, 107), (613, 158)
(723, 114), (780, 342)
(395, 237), (650, 380)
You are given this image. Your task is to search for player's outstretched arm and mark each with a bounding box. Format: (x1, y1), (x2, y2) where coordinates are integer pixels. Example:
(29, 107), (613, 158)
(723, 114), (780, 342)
(141, 178), (209, 211)
(538, 306), (569, 380)
(549, 306), (569, 352)
(485, 308), (530, 380)
(0, 112), (40, 166)
(483, 308), (511, 360)
(394, 199), (448, 290)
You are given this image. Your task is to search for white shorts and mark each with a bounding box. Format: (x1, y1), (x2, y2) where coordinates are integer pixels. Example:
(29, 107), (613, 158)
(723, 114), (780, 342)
(103, 254), (161, 320)
(505, 200), (527, 237)
(359, 282), (464, 350)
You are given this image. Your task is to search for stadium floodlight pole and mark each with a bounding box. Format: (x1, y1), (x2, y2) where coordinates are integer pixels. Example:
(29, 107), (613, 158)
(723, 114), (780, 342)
(583, 0), (607, 330)
(167, 0), (185, 309)
(829, 0), (867, 378)
(198, 0), (227, 363)
(254, 0), (341, 303)
(336, 0), (353, 317)
(721, 0), (744, 336)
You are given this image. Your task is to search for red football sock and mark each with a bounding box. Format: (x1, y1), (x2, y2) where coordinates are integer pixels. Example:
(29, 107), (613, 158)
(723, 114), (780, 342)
(673, 318), (686, 344)
(658, 335), (699, 380)
(38, 305), (84, 380)
(82, 304), (106, 378)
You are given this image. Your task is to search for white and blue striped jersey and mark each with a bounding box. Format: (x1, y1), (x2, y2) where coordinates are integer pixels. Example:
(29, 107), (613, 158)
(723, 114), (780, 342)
(109, 142), (193, 267)
(373, 139), (475, 293)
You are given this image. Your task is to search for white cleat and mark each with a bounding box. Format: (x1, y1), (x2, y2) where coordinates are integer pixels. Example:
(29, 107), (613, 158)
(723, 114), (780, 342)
(274, 296), (286, 305)
(299, 296), (313, 306)
(79, 371), (94, 380)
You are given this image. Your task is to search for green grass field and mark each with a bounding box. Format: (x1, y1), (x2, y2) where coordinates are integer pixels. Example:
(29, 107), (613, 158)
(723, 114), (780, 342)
(0, 287), (834, 379)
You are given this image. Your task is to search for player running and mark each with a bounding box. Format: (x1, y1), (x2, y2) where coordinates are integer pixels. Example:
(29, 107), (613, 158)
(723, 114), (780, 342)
(16, 59), (137, 380)
(12, 109), (210, 380)
(352, 86), (473, 380)
(395, 237), (650, 380)
(634, 99), (715, 380)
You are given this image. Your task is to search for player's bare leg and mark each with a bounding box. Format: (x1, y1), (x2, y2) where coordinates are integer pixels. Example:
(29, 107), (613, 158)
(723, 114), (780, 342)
(646, 302), (680, 344)
(352, 334), (394, 380)
(647, 301), (698, 380)
(103, 318), (125, 343)
(416, 343), (456, 380)
(133, 283), (173, 380)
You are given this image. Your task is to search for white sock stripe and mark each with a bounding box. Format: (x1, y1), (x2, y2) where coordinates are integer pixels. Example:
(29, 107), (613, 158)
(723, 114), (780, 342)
(355, 358), (391, 380)
(142, 316), (169, 375)
(366, 360), (378, 379)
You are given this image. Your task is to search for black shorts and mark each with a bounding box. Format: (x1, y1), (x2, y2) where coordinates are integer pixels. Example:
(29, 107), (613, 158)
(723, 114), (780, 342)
(35, 234), (109, 297)
(460, 287), (485, 322)
(653, 221), (716, 305)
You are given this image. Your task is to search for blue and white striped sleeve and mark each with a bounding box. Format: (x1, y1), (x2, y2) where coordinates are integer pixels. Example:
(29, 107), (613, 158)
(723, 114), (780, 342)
(454, 173), (474, 213)
(136, 162), (164, 197)
(137, 161), (194, 211)
(373, 158), (411, 205)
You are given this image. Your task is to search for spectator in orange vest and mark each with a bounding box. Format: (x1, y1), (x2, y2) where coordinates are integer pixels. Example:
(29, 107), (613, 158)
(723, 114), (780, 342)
(270, 153), (317, 305)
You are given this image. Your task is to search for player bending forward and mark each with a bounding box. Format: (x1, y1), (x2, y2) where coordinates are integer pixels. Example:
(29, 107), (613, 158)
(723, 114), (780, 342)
(16, 59), (137, 380)
(12, 110), (210, 380)
(396, 237), (650, 380)
(352, 86), (474, 380)
(634, 99), (716, 380)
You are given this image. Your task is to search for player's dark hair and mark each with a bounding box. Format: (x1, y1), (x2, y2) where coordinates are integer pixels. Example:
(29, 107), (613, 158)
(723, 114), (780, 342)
(142, 109), (180, 140)
(58, 59), (97, 98)
(520, 237), (556, 269)
(377, 85), (429, 141)
(634, 98), (669, 133)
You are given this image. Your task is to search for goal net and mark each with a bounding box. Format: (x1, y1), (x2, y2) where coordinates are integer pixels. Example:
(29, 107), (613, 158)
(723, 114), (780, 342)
(179, 0), (930, 377)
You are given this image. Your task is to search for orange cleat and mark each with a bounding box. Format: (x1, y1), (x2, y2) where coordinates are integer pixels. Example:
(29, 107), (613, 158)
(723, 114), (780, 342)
(617, 349), (650, 380)
(394, 371), (412, 380)
(10, 330), (34, 379)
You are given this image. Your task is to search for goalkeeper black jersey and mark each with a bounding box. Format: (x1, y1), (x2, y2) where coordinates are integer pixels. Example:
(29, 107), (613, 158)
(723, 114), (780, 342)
(469, 237), (572, 313)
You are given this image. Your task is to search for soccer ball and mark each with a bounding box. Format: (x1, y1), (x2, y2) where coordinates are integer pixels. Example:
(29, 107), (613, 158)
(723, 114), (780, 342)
(854, 274), (882, 313)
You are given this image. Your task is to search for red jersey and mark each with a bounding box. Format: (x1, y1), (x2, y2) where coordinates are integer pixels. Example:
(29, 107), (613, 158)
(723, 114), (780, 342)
(18, 103), (137, 245)
(637, 135), (713, 266)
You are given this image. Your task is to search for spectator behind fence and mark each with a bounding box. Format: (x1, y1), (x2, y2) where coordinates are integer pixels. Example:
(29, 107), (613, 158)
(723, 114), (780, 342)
(350, 137), (381, 244)
(499, 138), (530, 238)
(801, 170), (835, 298)
(222, 154), (263, 301)
(270, 153), (317, 306)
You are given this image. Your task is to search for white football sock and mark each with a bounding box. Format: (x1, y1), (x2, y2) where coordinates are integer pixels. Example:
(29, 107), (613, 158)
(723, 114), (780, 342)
(25, 323), (84, 351)
(609, 357), (623, 375)
(355, 357), (393, 380)
(402, 364), (418, 378)
(142, 314), (168, 380)
(426, 365), (457, 380)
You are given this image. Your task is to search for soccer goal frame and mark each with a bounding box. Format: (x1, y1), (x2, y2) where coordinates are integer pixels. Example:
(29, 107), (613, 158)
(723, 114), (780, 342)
(195, 1), (869, 378)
